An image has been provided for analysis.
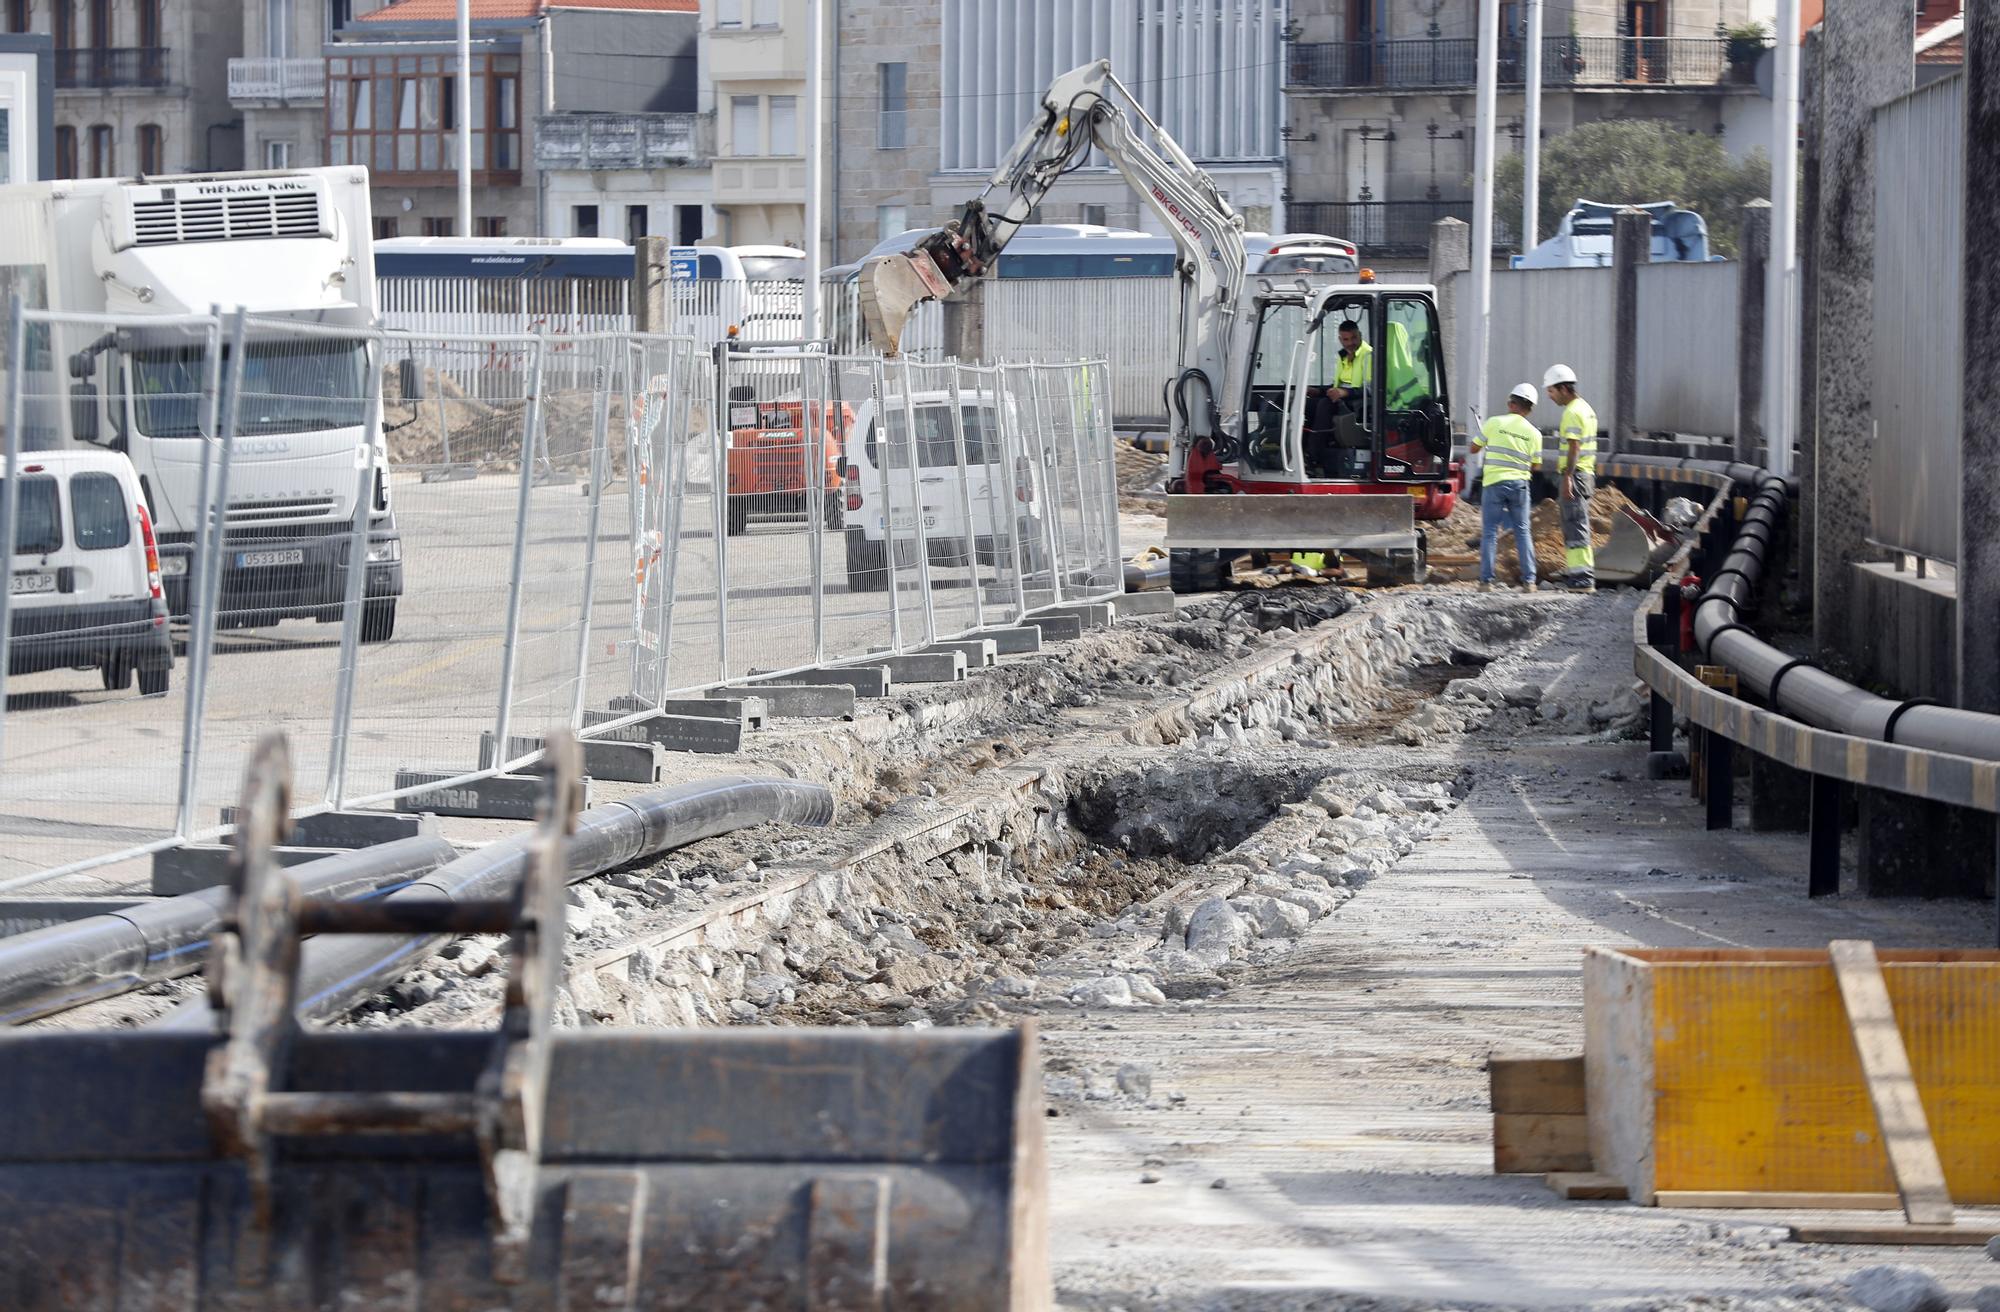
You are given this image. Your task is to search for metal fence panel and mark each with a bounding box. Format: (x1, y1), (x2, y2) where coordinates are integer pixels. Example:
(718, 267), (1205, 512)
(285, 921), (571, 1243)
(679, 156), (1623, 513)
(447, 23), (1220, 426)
(985, 279), (1176, 427)
(1873, 73), (1964, 565)
(1452, 266), (1619, 440)
(1634, 260), (1739, 438)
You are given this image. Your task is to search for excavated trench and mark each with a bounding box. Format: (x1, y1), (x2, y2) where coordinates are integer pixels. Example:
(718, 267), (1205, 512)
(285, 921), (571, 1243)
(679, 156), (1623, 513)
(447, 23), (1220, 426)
(326, 587), (1606, 1042)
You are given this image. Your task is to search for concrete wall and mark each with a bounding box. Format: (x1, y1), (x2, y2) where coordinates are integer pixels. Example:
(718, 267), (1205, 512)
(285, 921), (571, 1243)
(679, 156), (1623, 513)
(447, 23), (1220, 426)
(833, 0), (940, 264)
(1849, 562), (1958, 704)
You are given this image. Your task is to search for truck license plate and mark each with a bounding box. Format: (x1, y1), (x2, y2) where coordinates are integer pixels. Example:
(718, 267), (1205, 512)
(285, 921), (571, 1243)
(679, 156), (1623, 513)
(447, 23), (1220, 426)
(236, 548), (305, 568)
(9, 571), (55, 595)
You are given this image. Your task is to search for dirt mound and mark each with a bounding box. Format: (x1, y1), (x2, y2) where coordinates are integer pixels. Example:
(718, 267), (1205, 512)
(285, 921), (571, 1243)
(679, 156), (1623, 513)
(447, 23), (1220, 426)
(1116, 440), (1166, 517)
(1428, 482), (1639, 583)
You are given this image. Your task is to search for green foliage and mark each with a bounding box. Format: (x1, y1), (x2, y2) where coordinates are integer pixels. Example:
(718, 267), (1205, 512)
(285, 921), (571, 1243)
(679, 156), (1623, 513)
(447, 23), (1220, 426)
(1493, 120), (1771, 258)
(1725, 21), (1772, 63)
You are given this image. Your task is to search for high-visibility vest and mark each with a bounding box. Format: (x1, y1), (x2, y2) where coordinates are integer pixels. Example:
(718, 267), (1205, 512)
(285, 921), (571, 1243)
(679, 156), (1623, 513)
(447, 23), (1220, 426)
(1334, 342), (1373, 390)
(1477, 413), (1542, 486)
(1559, 396), (1598, 474)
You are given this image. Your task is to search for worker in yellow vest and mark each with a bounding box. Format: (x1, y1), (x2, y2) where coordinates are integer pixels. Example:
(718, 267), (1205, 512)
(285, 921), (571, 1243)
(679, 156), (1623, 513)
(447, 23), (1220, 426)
(1468, 383), (1542, 592)
(1543, 363), (1597, 592)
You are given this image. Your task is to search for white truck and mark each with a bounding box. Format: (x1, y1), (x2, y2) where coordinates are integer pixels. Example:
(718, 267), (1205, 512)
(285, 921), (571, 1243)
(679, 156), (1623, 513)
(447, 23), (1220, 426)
(0, 166), (404, 639)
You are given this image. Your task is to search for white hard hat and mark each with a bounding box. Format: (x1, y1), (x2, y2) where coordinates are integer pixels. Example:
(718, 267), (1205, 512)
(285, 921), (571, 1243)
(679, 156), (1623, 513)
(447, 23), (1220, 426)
(1543, 363), (1578, 389)
(1509, 382), (1539, 406)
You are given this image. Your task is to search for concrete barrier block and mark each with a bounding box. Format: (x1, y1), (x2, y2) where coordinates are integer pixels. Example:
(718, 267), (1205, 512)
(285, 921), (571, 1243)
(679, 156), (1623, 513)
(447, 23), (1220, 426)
(394, 770), (592, 820)
(658, 697), (767, 730)
(217, 807), (438, 848)
(766, 666), (893, 698)
(972, 626), (1044, 655)
(1041, 602), (1114, 629)
(1025, 614), (1084, 643)
(1114, 591), (1178, 618)
(478, 731), (665, 783)
(923, 639), (997, 668)
(153, 844), (342, 895)
(877, 651), (965, 683)
(582, 710), (746, 755)
(712, 683), (856, 719)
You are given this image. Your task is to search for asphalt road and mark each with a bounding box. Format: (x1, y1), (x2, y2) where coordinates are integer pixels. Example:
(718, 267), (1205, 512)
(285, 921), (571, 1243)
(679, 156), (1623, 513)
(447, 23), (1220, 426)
(0, 457), (1061, 894)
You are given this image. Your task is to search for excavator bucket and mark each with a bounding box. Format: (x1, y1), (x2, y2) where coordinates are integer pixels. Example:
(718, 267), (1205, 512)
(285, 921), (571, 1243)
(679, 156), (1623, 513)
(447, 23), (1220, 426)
(0, 735), (1051, 1311)
(858, 245), (957, 357)
(1594, 503), (1680, 587)
(1165, 492), (1418, 554)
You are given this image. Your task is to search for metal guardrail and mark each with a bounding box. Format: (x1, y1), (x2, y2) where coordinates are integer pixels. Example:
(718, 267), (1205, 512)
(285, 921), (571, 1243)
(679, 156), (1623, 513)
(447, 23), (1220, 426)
(532, 112), (712, 170)
(226, 56), (326, 104)
(55, 47), (168, 89)
(1286, 35), (1738, 91)
(1288, 201), (1515, 255)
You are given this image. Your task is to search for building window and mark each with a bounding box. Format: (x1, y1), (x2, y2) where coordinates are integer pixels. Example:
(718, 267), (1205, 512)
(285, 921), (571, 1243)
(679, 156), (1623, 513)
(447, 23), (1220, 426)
(53, 0), (72, 48)
(374, 216), (399, 240)
(86, 123), (111, 177)
(54, 124), (75, 178)
(751, 0), (778, 27)
(327, 0), (349, 30)
(86, 0), (107, 48)
(5, 0), (27, 35)
(421, 215), (453, 236)
(714, 0), (740, 27)
(1080, 203), (1107, 227)
(492, 74), (517, 167)
(730, 95), (758, 155)
(625, 204), (647, 243)
(323, 52), (521, 181)
(138, 124), (163, 173)
(877, 62), (905, 149)
(263, 139), (291, 169)
(675, 204), (702, 244)
(573, 204), (598, 238)
(877, 204), (907, 242)
(768, 94), (797, 155)
(138, 0), (159, 48)
(477, 216), (505, 236)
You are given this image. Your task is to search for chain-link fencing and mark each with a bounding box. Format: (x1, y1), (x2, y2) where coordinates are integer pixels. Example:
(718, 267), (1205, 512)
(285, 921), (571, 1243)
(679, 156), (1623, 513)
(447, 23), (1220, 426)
(0, 304), (1119, 892)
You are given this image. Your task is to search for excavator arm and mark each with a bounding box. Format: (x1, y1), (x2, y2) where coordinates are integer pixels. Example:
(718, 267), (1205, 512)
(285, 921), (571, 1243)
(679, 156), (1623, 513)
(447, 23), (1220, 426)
(858, 59), (1244, 444)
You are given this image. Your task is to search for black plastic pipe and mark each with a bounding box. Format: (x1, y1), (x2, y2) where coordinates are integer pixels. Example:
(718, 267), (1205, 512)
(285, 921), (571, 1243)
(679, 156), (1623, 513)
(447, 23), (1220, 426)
(0, 834), (460, 1027)
(153, 774), (834, 1030)
(1615, 455), (2000, 763)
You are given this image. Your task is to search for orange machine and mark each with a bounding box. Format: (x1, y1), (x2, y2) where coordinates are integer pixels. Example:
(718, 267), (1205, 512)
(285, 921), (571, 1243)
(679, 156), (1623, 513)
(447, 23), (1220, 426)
(723, 397), (852, 536)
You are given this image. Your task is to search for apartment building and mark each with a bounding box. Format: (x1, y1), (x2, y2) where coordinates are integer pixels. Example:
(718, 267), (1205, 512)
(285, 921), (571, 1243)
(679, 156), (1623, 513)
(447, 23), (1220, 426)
(702, 0), (806, 247)
(833, 0), (1286, 264)
(226, 0), (387, 173)
(0, 33), (53, 181)
(1284, 0), (1777, 255)
(4, 0), (241, 177)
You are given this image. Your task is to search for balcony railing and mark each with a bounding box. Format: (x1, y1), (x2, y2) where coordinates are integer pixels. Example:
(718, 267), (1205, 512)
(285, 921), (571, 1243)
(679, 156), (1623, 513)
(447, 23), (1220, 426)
(878, 108), (907, 149)
(533, 112), (712, 170)
(227, 57), (326, 105)
(1287, 36), (1737, 91)
(55, 47), (168, 89)
(1288, 201), (1516, 256)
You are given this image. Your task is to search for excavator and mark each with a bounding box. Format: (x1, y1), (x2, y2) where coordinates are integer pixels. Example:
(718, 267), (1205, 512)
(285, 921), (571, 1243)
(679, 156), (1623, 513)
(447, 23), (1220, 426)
(859, 59), (1459, 588)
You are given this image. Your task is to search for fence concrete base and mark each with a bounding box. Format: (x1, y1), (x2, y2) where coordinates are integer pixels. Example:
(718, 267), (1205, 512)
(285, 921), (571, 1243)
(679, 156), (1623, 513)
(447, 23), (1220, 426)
(1039, 602), (1115, 629)
(153, 844), (342, 895)
(713, 683), (857, 719)
(657, 697), (767, 730)
(1024, 615), (1085, 642)
(582, 709), (746, 755)
(764, 668), (893, 698)
(1113, 591), (1178, 617)
(973, 626), (1045, 655)
(216, 808), (437, 848)
(923, 639), (997, 668)
(874, 652), (966, 683)
(479, 732), (665, 784)
(393, 770), (594, 820)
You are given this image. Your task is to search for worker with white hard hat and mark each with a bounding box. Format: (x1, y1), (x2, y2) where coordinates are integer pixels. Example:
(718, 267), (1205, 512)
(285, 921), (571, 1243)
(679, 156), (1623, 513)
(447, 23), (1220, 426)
(1467, 382), (1543, 592)
(1543, 363), (1597, 591)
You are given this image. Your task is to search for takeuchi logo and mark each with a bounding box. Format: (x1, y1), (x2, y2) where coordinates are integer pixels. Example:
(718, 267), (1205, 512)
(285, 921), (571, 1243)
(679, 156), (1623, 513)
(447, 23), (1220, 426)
(1149, 185), (1203, 243)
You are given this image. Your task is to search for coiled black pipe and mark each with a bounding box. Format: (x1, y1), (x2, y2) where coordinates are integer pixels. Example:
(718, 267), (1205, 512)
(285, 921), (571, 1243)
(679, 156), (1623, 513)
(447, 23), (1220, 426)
(1616, 455), (2000, 763)
(0, 834), (460, 1027)
(152, 774), (835, 1030)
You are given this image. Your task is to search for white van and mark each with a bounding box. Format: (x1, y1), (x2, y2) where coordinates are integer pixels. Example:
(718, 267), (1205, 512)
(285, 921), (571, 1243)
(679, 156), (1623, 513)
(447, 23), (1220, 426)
(6, 449), (173, 694)
(840, 390), (1041, 592)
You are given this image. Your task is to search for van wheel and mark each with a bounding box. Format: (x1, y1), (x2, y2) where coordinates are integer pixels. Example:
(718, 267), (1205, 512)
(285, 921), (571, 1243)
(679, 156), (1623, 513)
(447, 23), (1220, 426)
(844, 528), (888, 592)
(726, 496), (750, 536)
(361, 599), (398, 643)
(1169, 548), (1223, 594)
(823, 491), (845, 530)
(138, 666), (170, 696)
(101, 659), (132, 692)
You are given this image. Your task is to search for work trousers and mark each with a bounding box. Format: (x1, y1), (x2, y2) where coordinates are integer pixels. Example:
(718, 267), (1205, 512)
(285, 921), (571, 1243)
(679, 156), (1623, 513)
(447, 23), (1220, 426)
(1478, 479), (1535, 585)
(1561, 468), (1595, 583)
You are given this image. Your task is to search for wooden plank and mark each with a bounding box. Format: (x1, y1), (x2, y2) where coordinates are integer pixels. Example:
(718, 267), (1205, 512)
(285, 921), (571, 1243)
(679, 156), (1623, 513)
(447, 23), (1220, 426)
(1789, 1222), (2000, 1247)
(1656, 1191), (1901, 1211)
(1583, 946), (1657, 1204)
(1493, 1113), (1591, 1174)
(1488, 1054), (1586, 1115)
(1545, 1172), (1627, 1200)
(1827, 939), (1956, 1226)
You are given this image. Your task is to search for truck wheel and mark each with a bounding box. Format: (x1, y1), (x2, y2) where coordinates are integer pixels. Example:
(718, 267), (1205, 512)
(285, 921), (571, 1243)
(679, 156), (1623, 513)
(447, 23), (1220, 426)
(1169, 547), (1222, 594)
(844, 528), (888, 592)
(726, 496), (750, 536)
(138, 666), (170, 696)
(361, 599), (398, 643)
(101, 659), (132, 692)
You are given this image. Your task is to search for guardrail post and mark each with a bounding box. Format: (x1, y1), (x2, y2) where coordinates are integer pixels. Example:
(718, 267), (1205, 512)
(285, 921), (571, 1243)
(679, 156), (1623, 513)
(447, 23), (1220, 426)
(1703, 727), (1734, 830)
(1808, 773), (1842, 897)
(1648, 690), (1675, 754)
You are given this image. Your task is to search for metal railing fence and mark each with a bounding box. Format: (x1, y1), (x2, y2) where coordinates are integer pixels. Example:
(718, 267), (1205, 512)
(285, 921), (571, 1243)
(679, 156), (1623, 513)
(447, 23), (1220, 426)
(0, 303), (1118, 892)
(1286, 35), (1734, 91)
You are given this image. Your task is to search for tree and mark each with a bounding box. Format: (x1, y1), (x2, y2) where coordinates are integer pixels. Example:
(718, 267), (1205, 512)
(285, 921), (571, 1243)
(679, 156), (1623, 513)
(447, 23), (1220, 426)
(1493, 120), (1771, 258)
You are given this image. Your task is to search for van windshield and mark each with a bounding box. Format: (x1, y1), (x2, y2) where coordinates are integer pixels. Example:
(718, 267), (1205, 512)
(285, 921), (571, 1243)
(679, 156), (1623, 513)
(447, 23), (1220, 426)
(131, 338), (370, 438)
(739, 254), (804, 281)
(0, 476), (62, 556)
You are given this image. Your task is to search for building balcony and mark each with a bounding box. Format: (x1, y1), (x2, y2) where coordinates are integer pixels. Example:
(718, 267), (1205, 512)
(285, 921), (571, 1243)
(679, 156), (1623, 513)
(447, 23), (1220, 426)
(711, 154), (805, 206)
(1288, 200), (1516, 257)
(55, 47), (169, 90)
(228, 57), (327, 106)
(1286, 36), (1743, 94)
(533, 112), (712, 171)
